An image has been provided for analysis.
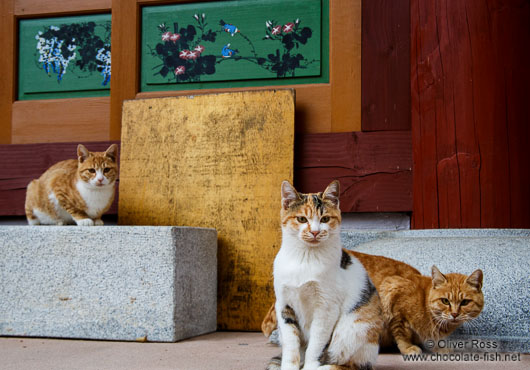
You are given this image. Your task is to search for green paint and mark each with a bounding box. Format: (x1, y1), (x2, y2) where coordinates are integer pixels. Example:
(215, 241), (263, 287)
(141, 0), (328, 92)
(18, 14), (111, 100)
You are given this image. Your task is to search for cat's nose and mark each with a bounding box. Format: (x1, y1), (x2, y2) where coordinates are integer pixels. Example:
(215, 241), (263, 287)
(451, 312), (458, 318)
(310, 231), (320, 237)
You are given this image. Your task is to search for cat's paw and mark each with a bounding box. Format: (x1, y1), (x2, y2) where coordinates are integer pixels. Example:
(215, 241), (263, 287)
(75, 218), (94, 226)
(301, 361), (319, 370)
(27, 218), (40, 226)
(282, 366), (300, 370)
(94, 219), (104, 226)
(402, 345), (422, 355)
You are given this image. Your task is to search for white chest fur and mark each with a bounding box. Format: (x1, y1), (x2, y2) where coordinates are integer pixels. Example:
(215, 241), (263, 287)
(76, 180), (114, 218)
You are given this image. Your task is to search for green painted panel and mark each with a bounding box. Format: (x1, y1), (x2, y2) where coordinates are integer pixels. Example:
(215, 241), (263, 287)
(141, 0), (327, 92)
(18, 14), (111, 100)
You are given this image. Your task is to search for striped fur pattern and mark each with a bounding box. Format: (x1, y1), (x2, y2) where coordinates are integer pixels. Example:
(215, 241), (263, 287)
(269, 181), (383, 370)
(25, 144), (118, 226)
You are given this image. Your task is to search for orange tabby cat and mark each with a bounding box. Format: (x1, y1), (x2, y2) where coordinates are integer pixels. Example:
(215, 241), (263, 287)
(25, 144), (118, 226)
(263, 251), (484, 355)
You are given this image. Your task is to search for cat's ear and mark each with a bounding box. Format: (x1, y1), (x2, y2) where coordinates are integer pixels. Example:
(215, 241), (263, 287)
(431, 265), (448, 289)
(466, 269), (483, 291)
(104, 144), (118, 163)
(323, 180), (340, 206)
(281, 181), (300, 210)
(77, 144), (90, 163)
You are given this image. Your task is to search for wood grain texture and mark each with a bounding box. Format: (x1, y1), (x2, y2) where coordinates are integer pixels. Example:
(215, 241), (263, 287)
(294, 131), (412, 212)
(411, 0), (530, 228)
(362, 0), (410, 131)
(14, 0), (111, 16)
(330, 0), (361, 132)
(0, 141), (119, 216)
(12, 98), (110, 144)
(0, 0), (15, 144)
(109, 0), (138, 140)
(118, 90), (294, 330)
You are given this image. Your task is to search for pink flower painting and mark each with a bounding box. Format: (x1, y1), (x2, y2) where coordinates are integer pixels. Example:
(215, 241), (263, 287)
(174, 65), (186, 75)
(179, 50), (190, 59)
(162, 32), (171, 41)
(283, 23), (294, 33)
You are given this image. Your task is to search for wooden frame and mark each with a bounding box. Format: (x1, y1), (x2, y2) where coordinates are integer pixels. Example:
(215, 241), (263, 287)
(0, 0), (112, 144)
(114, 0), (361, 137)
(0, 0), (362, 144)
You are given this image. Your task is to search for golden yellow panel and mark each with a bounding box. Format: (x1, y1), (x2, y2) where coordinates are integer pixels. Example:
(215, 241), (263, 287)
(118, 90), (294, 330)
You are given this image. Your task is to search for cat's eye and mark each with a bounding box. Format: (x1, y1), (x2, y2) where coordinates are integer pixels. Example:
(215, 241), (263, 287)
(296, 216), (308, 223)
(441, 298), (450, 305)
(88, 169), (96, 174)
(460, 299), (471, 306)
(103, 167), (111, 173)
(320, 216), (330, 223)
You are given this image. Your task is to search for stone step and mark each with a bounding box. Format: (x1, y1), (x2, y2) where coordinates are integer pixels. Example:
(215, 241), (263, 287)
(342, 229), (530, 353)
(0, 226), (217, 342)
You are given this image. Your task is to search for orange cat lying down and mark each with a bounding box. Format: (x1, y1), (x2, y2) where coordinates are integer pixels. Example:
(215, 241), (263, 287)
(25, 144), (118, 226)
(262, 251), (484, 355)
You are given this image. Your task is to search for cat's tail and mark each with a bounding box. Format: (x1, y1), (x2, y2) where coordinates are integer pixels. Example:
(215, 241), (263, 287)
(265, 355), (281, 370)
(25, 180), (40, 225)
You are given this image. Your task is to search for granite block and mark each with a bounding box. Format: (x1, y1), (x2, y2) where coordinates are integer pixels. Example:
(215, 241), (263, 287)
(0, 226), (217, 342)
(342, 229), (530, 353)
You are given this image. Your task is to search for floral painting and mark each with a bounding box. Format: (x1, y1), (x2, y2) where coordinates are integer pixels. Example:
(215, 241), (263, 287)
(35, 22), (111, 85)
(141, 0), (324, 91)
(18, 14), (111, 100)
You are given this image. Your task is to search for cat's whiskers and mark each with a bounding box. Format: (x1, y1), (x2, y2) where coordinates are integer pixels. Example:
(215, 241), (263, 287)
(462, 318), (480, 336)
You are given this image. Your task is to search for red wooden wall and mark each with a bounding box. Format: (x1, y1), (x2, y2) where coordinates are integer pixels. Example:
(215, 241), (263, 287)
(411, 0), (530, 228)
(6, 1), (528, 229)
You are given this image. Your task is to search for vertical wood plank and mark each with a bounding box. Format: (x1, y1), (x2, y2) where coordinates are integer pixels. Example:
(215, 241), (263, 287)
(464, 1), (509, 227)
(444, 1), (481, 228)
(362, 0), (410, 132)
(110, 0), (139, 140)
(0, 0), (15, 144)
(411, 0), (530, 229)
(330, 0), (361, 132)
(495, 0), (530, 228)
(411, 0), (439, 228)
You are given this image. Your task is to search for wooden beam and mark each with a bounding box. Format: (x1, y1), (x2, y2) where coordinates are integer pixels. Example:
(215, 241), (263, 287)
(0, 130), (413, 216)
(294, 131), (412, 212)
(14, 0), (111, 16)
(12, 98), (110, 144)
(0, 0), (15, 144)
(330, 0), (361, 132)
(110, 0), (139, 140)
(362, 0), (410, 131)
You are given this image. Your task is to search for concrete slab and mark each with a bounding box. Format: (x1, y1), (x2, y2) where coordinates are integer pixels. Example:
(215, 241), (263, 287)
(0, 226), (217, 342)
(0, 332), (528, 370)
(342, 229), (530, 353)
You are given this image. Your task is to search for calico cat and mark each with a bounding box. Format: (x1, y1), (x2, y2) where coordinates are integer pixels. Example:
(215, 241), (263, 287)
(269, 180), (383, 370)
(263, 251), (484, 356)
(25, 144), (118, 226)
